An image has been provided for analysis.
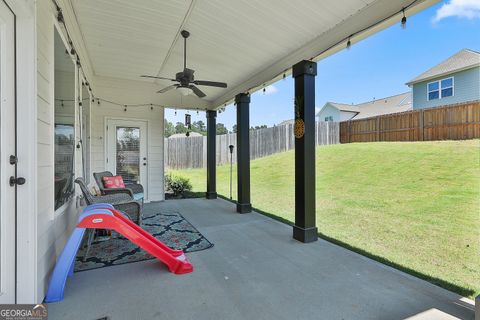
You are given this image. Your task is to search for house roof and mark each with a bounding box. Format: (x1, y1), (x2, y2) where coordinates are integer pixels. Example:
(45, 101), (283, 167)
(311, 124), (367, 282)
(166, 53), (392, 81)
(316, 92), (412, 120)
(406, 49), (480, 85)
(353, 92), (412, 119)
(328, 102), (359, 113)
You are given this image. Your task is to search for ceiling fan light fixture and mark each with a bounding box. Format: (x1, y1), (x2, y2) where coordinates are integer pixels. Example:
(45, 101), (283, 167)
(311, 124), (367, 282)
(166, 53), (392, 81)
(177, 86), (193, 96)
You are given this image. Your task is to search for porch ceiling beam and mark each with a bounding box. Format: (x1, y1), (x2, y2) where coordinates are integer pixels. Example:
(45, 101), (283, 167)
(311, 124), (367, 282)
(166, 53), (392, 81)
(153, 0), (198, 84)
(58, 0), (96, 87)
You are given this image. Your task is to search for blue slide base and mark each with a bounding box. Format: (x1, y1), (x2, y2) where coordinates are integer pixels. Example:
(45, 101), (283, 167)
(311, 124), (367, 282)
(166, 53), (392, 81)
(44, 208), (114, 303)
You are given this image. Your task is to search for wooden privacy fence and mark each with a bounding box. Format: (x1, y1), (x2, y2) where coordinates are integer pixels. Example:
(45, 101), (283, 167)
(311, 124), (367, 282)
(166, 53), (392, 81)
(340, 101), (480, 143)
(165, 121), (339, 169)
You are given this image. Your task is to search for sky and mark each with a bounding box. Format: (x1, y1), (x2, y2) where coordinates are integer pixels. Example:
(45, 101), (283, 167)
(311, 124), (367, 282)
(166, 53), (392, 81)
(165, 0), (480, 131)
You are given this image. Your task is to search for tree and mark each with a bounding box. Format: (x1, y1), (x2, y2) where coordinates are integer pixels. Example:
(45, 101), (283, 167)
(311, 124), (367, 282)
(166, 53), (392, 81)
(164, 119), (175, 138)
(175, 122), (187, 134)
(216, 123), (228, 135)
(191, 120), (206, 135)
(232, 124), (237, 133)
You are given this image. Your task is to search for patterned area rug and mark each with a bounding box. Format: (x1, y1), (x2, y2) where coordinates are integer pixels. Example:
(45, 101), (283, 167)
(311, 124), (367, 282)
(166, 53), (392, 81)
(74, 211), (213, 272)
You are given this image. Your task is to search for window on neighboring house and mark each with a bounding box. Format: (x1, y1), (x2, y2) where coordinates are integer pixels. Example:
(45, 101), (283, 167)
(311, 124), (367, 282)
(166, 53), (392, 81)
(324, 116), (333, 122)
(427, 77), (454, 101)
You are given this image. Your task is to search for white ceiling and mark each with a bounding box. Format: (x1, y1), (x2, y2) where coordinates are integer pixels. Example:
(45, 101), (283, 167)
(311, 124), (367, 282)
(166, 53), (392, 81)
(70, 0), (438, 109)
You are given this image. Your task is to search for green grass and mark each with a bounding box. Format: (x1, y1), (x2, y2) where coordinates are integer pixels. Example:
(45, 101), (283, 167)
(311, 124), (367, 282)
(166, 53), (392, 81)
(170, 140), (480, 298)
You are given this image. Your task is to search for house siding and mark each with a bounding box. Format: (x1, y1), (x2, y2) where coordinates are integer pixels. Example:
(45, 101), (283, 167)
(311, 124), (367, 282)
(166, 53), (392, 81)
(35, 1), (82, 302)
(412, 67), (480, 109)
(90, 104), (165, 201)
(317, 104), (341, 122)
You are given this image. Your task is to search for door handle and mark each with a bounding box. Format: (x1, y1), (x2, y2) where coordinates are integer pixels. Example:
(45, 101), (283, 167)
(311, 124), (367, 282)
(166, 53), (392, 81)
(10, 176), (26, 186)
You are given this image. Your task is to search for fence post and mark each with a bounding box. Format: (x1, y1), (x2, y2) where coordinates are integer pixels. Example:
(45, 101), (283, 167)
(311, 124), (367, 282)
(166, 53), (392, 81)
(419, 109), (425, 141)
(348, 121), (352, 143)
(376, 117), (380, 141)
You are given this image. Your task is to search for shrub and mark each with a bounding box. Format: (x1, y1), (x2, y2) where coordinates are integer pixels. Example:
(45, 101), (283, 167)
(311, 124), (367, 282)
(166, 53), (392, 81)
(165, 173), (192, 197)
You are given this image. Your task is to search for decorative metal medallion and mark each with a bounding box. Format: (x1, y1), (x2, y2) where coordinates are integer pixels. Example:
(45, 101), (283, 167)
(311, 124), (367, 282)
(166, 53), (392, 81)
(294, 96), (304, 139)
(294, 118), (305, 139)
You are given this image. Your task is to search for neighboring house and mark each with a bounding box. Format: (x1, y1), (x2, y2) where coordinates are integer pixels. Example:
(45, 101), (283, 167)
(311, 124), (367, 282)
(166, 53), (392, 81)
(317, 102), (359, 122)
(318, 49), (479, 122)
(406, 49), (480, 109)
(316, 92), (412, 122)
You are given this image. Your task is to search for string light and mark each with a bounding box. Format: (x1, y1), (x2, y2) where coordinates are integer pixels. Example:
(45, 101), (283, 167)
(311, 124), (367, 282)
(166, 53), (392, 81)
(124, 105), (127, 112)
(263, 86), (266, 94)
(283, 73), (286, 80)
(401, 8), (407, 29)
(174, 109), (177, 116)
(52, 0), (420, 112)
(61, 100), (64, 107)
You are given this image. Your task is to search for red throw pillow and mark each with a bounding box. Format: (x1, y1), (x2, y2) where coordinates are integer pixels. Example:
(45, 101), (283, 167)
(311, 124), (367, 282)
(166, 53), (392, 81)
(102, 176), (125, 189)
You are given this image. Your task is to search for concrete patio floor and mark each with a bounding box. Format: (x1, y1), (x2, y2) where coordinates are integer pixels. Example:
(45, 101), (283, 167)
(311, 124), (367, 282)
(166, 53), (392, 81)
(48, 198), (475, 320)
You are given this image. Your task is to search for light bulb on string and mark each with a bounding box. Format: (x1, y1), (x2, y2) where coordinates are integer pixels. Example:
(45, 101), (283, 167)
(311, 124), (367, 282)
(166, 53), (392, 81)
(401, 9), (407, 29)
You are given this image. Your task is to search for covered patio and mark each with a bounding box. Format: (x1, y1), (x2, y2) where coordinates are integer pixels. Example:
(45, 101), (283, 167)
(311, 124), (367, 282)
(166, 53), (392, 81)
(6, 0), (476, 315)
(48, 199), (474, 319)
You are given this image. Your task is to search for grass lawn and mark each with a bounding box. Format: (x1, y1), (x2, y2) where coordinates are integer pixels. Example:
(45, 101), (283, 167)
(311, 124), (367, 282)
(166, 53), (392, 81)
(169, 140), (480, 298)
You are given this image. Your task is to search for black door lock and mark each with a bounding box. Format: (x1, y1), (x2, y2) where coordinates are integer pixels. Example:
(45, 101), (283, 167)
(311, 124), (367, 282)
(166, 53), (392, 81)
(9, 155), (18, 165)
(10, 176), (26, 186)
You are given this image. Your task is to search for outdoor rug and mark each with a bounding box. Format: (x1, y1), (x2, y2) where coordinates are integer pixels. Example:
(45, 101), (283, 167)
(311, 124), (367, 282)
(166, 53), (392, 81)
(74, 211), (214, 272)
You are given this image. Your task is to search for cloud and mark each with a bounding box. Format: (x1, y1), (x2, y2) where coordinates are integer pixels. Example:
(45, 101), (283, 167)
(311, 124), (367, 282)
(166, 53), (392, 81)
(433, 0), (480, 22)
(263, 85), (278, 95)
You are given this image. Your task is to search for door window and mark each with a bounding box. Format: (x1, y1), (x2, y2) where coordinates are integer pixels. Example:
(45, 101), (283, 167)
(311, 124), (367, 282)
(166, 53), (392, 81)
(116, 127), (140, 184)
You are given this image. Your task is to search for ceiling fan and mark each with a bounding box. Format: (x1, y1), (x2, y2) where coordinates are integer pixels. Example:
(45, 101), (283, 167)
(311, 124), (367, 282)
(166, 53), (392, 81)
(141, 30), (227, 98)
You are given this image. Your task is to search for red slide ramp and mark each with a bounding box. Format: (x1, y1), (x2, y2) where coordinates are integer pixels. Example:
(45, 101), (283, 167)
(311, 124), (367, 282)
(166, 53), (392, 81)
(77, 208), (193, 275)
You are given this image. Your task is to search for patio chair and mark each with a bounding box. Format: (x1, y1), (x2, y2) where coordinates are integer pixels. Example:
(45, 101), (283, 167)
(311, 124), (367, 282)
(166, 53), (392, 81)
(93, 171), (144, 202)
(74, 177), (142, 224)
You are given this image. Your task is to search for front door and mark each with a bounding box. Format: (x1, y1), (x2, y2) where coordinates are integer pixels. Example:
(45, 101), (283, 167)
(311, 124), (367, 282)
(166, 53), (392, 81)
(106, 119), (148, 198)
(0, 0), (16, 303)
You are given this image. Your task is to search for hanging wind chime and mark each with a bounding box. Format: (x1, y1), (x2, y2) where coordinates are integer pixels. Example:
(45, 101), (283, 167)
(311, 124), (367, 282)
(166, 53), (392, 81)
(185, 113), (192, 137)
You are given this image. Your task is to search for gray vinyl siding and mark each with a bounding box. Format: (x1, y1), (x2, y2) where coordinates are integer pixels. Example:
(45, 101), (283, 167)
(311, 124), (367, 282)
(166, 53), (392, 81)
(90, 104), (165, 201)
(412, 67), (480, 109)
(36, 1), (81, 302)
(317, 104), (341, 122)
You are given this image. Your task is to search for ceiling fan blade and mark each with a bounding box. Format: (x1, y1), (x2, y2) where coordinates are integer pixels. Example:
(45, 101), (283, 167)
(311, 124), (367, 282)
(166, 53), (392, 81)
(157, 84), (178, 93)
(190, 85), (206, 98)
(193, 80), (227, 88)
(141, 75), (177, 82)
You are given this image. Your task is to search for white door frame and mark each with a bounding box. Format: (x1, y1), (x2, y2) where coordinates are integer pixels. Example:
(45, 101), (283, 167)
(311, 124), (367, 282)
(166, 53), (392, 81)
(0, 0), (17, 303)
(3, 0), (36, 303)
(105, 117), (149, 199)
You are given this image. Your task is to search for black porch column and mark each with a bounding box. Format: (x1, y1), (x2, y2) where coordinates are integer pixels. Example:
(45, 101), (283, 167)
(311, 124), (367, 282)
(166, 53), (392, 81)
(206, 110), (217, 199)
(292, 60), (318, 243)
(235, 93), (252, 213)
